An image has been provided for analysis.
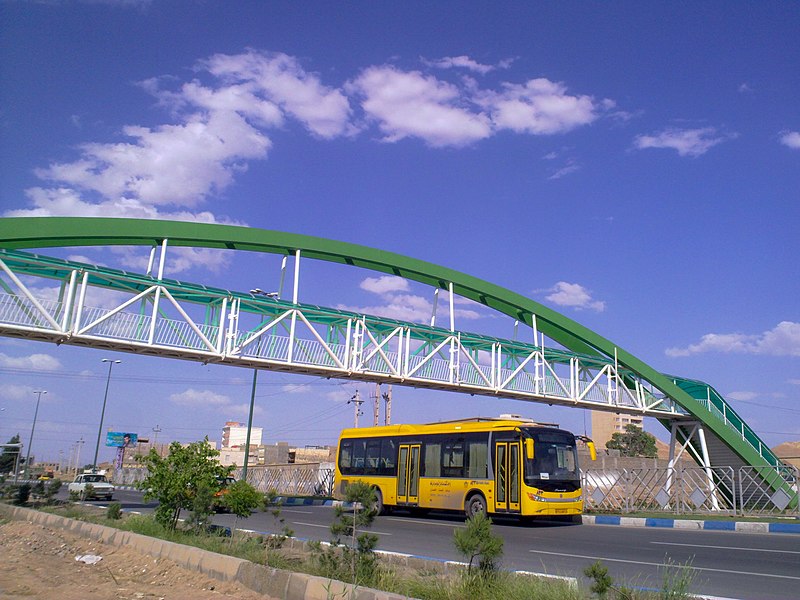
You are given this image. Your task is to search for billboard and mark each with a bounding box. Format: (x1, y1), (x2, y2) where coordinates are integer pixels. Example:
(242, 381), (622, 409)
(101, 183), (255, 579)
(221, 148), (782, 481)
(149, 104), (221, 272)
(106, 431), (138, 448)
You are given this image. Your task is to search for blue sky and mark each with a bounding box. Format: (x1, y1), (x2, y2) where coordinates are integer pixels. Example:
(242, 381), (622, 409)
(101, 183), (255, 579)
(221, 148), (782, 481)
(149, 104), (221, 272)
(0, 1), (798, 464)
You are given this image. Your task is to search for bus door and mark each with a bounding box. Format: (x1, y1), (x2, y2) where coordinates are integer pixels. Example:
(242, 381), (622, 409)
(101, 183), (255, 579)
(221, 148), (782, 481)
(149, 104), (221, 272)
(397, 444), (421, 505)
(493, 440), (521, 512)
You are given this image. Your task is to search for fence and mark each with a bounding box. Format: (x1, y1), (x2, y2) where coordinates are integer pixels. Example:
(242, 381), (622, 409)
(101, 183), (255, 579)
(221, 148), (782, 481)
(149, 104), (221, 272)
(115, 463), (798, 517)
(583, 464), (799, 517)
(233, 464), (335, 497)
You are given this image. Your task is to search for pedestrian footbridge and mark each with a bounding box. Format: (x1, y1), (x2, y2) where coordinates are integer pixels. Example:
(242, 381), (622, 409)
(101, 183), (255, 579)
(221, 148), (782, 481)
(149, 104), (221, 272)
(0, 217), (794, 506)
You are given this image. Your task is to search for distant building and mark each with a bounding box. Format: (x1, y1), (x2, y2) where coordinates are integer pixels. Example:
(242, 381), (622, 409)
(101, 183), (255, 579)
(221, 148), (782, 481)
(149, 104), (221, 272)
(221, 421), (262, 449)
(591, 411), (644, 449)
(773, 441), (800, 469)
(291, 445), (336, 463)
(218, 442), (290, 467)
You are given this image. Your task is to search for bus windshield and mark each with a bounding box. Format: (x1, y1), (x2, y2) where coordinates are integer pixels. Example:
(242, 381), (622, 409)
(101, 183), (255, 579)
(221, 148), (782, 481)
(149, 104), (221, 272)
(522, 428), (579, 485)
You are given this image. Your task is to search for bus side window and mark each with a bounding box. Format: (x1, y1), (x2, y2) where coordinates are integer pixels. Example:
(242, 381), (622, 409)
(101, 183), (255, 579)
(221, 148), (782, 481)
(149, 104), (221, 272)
(351, 440), (367, 474)
(339, 441), (353, 474)
(365, 439), (381, 474)
(380, 438), (397, 476)
(425, 442), (441, 477)
(467, 435), (488, 479)
(442, 438), (465, 478)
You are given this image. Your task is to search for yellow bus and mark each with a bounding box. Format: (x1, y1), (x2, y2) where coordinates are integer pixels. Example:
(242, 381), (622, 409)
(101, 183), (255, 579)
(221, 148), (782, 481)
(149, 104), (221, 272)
(335, 416), (596, 520)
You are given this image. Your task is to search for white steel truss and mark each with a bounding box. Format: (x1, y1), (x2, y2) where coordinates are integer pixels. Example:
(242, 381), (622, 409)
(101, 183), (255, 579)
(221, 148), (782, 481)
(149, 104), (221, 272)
(0, 248), (686, 419)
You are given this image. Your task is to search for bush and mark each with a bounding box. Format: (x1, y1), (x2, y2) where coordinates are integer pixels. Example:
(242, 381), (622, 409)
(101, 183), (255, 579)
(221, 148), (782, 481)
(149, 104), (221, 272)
(312, 481), (380, 586)
(43, 479), (62, 503)
(106, 502), (122, 520)
(453, 511), (504, 579)
(13, 483), (31, 506)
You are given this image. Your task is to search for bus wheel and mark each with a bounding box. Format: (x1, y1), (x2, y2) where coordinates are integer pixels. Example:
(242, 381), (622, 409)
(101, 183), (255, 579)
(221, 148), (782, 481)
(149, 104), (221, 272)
(465, 493), (486, 518)
(372, 488), (384, 515)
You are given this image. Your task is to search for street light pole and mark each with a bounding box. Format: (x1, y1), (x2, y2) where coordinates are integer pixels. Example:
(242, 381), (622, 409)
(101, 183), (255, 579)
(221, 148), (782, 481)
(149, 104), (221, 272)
(93, 359), (121, 470)
(23, 390), (46, 478)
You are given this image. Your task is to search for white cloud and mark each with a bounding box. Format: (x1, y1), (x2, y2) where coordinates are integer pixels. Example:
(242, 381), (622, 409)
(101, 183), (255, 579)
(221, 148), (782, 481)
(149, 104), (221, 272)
(5, 50), (610, 256)
(666, 321), (800, 357)
(0, 383), (36, 401)
(34, 115), (269, 208)
(349, 66), (492, 147)
(170, 388), (232, 407)
(202, 50), (353, 139)
(478, 78), (600, 135)
(633, 127), (734, 157)
(339, 277), (482, 323)
(779, 130), (800, 149)
(282, 384), (312, 394)
(224, 403), (264, 417)
(541, 282), (605, 312)
(0, 352), (62, 371)
(360, 276), (410, 295)
(548, 159), (580, 180)
(423, 55), (499, 75)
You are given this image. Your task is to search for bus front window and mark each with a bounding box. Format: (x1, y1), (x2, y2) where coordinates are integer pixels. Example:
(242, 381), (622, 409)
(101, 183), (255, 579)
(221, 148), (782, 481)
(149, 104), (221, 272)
(523, 430), (579, 486)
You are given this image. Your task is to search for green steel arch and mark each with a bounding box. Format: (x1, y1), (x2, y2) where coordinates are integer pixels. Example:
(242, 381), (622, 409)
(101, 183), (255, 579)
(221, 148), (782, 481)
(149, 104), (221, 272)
(0, 216), (781, 472)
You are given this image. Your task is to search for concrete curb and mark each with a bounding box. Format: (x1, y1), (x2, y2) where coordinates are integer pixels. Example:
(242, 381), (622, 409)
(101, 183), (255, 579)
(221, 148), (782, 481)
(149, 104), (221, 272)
(583, 514), (800, 534)
(0, 504), (410, 600)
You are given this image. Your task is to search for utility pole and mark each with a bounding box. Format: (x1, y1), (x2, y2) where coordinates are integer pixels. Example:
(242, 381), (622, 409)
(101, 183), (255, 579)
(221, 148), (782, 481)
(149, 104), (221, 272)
(372, 383), (380, 426)
(74, 437), (84, 475)
(348, 390), (364, 428)
(382, 385), (392, 425)
(152, 424), (161, 455)
(24, 390), (46, 478)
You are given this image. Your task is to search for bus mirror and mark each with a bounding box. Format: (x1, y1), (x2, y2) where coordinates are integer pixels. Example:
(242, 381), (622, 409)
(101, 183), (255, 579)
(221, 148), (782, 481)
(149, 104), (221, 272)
(525, 438), (534, 460)
(587, 441), (597, 461)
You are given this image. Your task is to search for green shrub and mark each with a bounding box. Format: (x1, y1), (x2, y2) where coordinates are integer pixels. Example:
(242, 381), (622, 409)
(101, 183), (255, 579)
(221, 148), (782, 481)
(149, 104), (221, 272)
(13, 483), (31, 506)
(453, 512), (504, 579)
(106, 502), (122, 520)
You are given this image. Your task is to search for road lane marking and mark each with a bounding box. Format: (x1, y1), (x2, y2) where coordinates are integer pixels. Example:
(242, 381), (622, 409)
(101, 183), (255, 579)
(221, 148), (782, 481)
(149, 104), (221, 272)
(386, 517), (459, 528)
(293, 522), (392, 536)
(528, 550), (800, 581)
(282, 509), (314, 514)
(651, 541), (800, 555)
(290, 521), (329, 529)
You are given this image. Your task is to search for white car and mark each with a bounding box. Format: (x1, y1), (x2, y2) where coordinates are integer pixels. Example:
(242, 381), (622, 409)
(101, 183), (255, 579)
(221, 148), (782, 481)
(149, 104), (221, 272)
(68, 473), (115, 500)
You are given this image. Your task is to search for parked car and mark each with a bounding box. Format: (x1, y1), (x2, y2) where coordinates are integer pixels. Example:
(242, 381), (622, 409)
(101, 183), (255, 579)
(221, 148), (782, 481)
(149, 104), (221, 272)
(68, 473), (115, 500)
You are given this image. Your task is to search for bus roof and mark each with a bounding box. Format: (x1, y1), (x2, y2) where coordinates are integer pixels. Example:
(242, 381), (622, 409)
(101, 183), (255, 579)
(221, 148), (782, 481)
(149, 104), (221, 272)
(339, 417), (565, 438)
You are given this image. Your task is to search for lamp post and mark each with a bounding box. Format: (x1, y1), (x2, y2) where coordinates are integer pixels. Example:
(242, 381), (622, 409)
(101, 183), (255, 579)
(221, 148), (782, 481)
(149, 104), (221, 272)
(23, 390), (46, 478)
(92, 359), (121, 470)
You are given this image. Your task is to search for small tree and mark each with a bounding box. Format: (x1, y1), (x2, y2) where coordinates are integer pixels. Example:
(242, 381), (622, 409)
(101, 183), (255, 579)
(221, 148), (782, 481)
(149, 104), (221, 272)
(13, 483), (31, 506)
(42, 479), (62, 504)
(137, 438), (231, 530)
(221, 480), (263, 541)
(606, 424), (658, 458)
(0, 435), (21, 475)
(453, 511), (504, 578)
(264, 489), (294, 549)
(314, 481), (380, 586)
(186, 479), (215, 533)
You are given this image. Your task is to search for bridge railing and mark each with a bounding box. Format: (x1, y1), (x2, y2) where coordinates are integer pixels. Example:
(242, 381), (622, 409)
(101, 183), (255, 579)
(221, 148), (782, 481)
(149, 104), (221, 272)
(674, 377), (784, 469)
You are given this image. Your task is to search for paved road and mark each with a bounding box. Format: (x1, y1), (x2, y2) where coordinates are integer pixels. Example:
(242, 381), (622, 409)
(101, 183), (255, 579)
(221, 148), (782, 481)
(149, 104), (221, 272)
(99, 490), (800, 600)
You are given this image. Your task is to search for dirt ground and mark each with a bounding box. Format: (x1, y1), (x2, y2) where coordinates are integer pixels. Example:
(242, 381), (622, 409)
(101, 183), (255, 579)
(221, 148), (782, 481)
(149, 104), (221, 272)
(0, 519), (275, 599)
